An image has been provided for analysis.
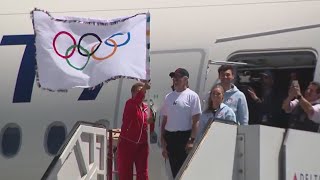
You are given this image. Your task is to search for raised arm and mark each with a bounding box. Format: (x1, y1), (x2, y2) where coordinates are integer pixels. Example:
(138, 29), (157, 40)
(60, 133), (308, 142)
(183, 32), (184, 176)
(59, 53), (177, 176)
(132, 82), (151, 104)
(282, 85), (298, 113)
(282, 96), (294, 113)
(299, 96), (316, 117)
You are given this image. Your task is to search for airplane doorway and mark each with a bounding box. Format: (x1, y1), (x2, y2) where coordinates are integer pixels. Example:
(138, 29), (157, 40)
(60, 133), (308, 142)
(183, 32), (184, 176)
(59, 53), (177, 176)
(230, 49), (317, 128)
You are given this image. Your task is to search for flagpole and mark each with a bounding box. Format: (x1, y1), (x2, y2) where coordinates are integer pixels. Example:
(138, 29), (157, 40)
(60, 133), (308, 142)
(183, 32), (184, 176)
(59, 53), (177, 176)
(146, 12), (151, 147)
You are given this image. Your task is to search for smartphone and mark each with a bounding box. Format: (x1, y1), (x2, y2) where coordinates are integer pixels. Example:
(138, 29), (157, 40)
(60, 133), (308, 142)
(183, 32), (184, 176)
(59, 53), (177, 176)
(292, 80), (299, 87)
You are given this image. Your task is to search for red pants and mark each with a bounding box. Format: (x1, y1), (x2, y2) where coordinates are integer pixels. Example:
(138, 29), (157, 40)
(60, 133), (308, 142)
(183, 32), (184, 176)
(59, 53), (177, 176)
(117, 138), (149, 180)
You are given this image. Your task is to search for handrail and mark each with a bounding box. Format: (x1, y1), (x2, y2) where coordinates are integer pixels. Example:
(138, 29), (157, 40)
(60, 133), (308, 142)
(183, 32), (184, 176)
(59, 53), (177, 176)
(41, 121), (107, 180)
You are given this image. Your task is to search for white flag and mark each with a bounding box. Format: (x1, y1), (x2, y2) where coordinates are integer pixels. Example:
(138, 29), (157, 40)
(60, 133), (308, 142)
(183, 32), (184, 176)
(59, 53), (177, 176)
(31, 9), (150, 91)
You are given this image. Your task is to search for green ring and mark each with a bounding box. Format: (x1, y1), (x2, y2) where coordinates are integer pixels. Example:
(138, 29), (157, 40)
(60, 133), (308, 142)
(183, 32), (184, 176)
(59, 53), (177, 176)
(65, 45), (90, 70)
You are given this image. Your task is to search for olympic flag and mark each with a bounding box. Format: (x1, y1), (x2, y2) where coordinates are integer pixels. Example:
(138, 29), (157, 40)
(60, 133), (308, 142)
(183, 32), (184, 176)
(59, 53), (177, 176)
(31, 9), (150, 91)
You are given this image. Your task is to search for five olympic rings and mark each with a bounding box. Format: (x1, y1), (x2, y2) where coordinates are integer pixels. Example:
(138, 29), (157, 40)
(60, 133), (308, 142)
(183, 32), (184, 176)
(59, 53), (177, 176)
(53, 31), (131, 70)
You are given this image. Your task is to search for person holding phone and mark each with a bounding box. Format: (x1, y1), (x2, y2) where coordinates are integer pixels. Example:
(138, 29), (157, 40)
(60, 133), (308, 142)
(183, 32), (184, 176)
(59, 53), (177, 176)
(247, 70), (283, 127)
(282, 81), (320, 132)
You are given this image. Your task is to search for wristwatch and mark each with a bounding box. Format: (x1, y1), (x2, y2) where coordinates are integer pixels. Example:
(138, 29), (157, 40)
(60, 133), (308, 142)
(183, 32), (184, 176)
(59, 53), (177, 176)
(188, 137), (195, 143)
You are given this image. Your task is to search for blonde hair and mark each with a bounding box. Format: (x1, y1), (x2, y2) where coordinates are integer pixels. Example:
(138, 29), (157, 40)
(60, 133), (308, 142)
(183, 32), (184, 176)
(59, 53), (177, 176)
(131, 82), (144, 96)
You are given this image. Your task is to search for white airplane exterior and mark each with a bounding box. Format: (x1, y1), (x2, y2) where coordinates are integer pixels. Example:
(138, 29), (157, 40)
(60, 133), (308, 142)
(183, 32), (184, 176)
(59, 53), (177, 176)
(1, 0), (320, 179)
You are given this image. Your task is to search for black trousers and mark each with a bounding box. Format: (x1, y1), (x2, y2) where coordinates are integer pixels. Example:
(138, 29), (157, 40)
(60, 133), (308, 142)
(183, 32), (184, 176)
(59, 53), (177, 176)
(164, 130), (191, 178)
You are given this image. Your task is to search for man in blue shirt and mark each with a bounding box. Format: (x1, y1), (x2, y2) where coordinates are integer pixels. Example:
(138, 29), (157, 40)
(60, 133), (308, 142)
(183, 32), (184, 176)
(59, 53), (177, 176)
(218, 65), (249, 125)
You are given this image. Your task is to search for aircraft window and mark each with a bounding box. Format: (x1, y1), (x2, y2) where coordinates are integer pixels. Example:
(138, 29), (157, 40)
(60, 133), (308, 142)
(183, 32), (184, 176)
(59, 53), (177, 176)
(1, 123), (21, 158)
(45, 122), (67, 156)
(95, 119), (110, 129)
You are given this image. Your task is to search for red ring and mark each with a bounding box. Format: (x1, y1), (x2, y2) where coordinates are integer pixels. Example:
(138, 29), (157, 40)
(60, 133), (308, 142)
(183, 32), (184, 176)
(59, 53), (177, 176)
(53, 31), (76, 59)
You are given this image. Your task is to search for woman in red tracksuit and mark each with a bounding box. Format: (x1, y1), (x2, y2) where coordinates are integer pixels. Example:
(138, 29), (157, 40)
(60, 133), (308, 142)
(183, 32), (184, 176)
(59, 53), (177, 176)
(117, 82), (150, 180)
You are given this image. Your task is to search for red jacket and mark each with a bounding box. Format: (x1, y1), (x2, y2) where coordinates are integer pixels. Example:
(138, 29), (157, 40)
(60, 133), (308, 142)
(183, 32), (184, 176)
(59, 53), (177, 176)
(120, 90), (148, 144)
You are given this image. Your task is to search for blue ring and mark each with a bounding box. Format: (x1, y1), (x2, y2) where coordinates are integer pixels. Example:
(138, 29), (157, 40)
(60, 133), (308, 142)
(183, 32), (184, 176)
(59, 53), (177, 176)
(105, 32), (130, 47)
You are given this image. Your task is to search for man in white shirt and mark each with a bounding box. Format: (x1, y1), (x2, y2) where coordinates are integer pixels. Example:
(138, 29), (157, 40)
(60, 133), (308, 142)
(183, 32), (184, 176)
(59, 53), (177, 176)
(160, 68), (201, 178)
(282, 81), (320, 132)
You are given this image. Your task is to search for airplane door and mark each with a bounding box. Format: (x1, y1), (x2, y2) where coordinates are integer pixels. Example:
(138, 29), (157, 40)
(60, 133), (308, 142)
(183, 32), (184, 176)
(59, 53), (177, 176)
(198, 25), (320, 180)
(199, 25), (320, 97)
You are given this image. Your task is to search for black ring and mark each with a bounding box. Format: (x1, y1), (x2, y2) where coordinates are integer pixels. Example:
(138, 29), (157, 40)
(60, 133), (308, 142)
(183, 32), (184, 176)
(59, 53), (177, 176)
(77, 33), (102, 57)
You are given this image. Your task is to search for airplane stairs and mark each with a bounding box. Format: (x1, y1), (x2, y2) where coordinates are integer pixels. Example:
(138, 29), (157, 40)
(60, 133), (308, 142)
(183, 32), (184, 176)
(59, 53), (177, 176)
(41, 121), (108, 180)
(40, 120), (320, 180)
